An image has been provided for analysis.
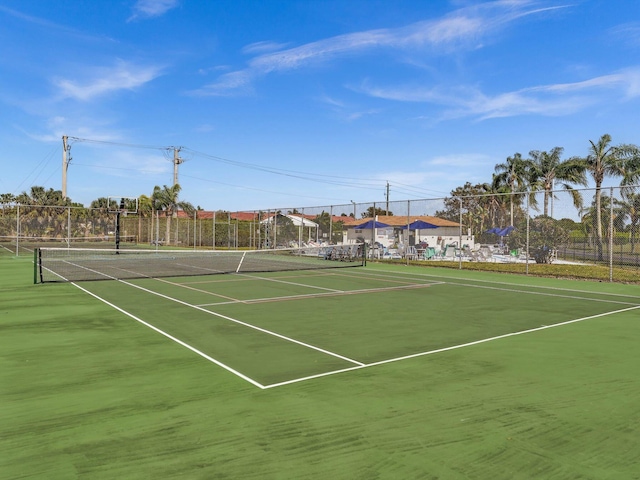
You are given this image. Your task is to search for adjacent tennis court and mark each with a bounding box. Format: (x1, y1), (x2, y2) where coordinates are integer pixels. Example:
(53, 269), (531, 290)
(66, 261), (640, 389)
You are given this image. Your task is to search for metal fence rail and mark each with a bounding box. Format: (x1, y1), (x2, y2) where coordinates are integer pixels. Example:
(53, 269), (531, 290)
(2, 185), (639, 282)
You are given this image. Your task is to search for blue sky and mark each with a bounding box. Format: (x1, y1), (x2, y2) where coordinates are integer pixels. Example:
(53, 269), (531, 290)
(1, 0), (640, 211)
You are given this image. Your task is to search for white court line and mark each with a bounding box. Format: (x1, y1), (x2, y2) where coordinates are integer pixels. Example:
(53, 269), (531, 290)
(152, 277), (245, 304)
(198, 282), (440, 307)
(354, 267), (640, 301)
(1, 244), (15, 254)
(61, 260), (365, 388)
(263, 304), (640, 389)
(237, 272), (343, 293)
(143, 269), (350, 305)
(70, 282), (267, 389)
(107, 278), (365, 367)
(348, 269), (640, 306)
(53, 261), (640, 390)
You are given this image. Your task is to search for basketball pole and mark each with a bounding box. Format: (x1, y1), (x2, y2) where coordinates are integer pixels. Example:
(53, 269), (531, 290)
(115, 198), (125, 254)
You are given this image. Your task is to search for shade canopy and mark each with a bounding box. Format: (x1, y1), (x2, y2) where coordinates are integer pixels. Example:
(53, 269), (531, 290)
(401, 220), (438, 230)
(260, 214), (319, 228)
(486, 226), (515, 236)
(354, 220), (390, 229)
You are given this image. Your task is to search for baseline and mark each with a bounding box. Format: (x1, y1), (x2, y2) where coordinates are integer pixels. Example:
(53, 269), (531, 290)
(263, 304), (640, 389)
(348, 269), (640, 306)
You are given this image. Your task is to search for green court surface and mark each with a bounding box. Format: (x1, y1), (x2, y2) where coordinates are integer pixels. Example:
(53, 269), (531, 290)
(2, 255), (640, 479)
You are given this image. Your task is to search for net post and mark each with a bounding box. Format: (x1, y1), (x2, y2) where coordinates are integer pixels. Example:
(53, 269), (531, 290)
(33, 248), (40, 284)
(33, 248), (38, 284)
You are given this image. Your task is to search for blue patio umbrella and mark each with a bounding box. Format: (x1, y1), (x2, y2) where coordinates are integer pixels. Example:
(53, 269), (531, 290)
(354, 220), (391, 229)
(486, 226), (514, 236)
(401, 220), (438, 230)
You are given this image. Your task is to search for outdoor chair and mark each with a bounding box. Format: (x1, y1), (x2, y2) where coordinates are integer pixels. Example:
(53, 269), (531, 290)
(463, 246), (480, 261)
(422, 246), (436, 260)
(443, 247), (457, 260)
(479, 246), (495, 262)
(405, 246), (418, 260)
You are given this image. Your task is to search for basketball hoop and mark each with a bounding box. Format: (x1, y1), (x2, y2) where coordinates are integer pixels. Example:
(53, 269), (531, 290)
(108, 196), (138, 253)
(107, 196), (138, 214)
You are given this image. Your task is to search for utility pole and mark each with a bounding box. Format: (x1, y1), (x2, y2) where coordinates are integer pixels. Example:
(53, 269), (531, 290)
(385, 182), (390, 215)
(62, 136), (71, 199)
(173, 147), (184, 186)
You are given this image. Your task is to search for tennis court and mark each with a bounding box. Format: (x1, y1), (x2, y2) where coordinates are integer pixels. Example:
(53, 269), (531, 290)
(4, 251), (640, 478)
(68, 261), (640, 389)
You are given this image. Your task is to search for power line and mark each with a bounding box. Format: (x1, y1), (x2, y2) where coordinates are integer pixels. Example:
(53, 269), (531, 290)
(67, 136), (171, 151)
(182, 148), (390, 189)
(65, 136), (392, 191)
(63, 136), (441, 204)
(13, 145), (59, 195)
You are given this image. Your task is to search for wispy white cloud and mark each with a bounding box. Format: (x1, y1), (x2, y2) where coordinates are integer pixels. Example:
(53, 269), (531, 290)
(346, 109), (382, 121)
(371, 160), (493, 197)
(535, 68), (640, 97)
(128, 0), (179, 21)
(193, 0), (569, 96)
(609, 22), (640, 48)
(93, 150), (170, 177)
(374, 171), (431, 186)
(52, 60), (164, 101)
(316, 94), (381, 121)
(428, 153), (492, 167)
(17, 116), (124, 146)
(357, 67), (640, 120)
(317, 94), (346, 108)
(0, 5), (115, 42)
(242, 41), (291, 55)
(192, 70), (255, 97)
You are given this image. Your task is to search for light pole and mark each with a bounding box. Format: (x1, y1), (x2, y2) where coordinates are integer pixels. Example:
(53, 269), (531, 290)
(350, 200), (356, 219)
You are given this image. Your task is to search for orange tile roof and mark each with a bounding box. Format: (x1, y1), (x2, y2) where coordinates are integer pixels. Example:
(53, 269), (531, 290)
(175, 211), (458, 227)
(346, 215), (460, 227)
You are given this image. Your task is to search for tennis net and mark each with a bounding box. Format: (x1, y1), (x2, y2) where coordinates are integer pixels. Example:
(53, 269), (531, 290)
(34, 244), (366, 283)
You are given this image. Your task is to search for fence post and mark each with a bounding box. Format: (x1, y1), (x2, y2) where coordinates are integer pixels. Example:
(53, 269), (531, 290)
(458, 197), (463, 269)
(329, 205), (333, 245)
(155, 210), (159, 251)
(67, 207), (71, 247)
(526, 193), (530, 275)
(609, 187), (614, 282)
(299, 208), (303, 247)
(16, 204), (19, 257)
(406, 200), (410, 266)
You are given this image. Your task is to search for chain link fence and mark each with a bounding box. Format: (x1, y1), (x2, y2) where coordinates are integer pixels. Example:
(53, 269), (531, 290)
(3, 186), (640, 281)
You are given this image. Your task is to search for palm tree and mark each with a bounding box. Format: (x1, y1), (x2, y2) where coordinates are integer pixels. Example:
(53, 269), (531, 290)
(572, 134), (639, 261)
(138, 195), (153, 216)
(151, 184), (195, 245)
(493, 153), (530, 226)
(613, 190), (640, 253)
(484, 175), (512, 227)
(90, 197), (112, 209)
(528, 147), (587, 216)
(136, 195), (153, 244)
(580, 193), (613, 252)
(0, 193), (15, 205)
(0, 193), (15, 217)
